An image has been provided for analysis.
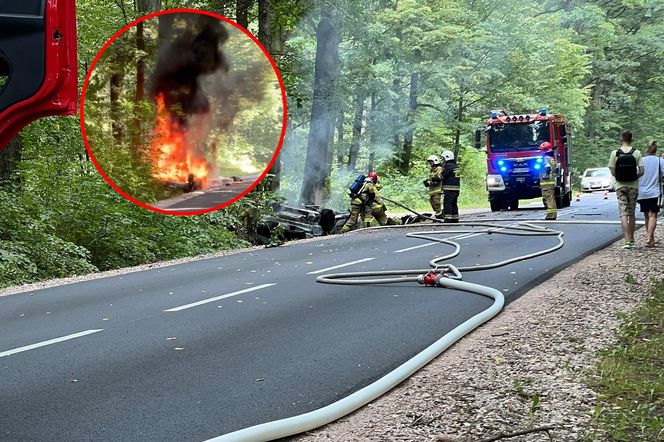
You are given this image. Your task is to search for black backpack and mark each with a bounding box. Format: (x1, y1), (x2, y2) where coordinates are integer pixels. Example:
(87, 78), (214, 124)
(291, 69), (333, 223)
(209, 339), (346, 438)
(615, 148), (638, 182)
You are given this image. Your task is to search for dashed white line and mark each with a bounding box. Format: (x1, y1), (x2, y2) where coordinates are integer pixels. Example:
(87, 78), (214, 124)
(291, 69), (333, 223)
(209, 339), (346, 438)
(164, 284), (275, 312)
(0, 329), (104, 358)
(306, 258), (375, 274)
(393, 242), (436, 253)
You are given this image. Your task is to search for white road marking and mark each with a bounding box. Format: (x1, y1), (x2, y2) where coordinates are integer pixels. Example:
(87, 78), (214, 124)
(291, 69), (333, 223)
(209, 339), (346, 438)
(0, 329), (103, 358)
(306, 258), (375, 274)
(393, 242), (436, 253)
(393, 232), (476, 253)
(164, 284), (275, 312)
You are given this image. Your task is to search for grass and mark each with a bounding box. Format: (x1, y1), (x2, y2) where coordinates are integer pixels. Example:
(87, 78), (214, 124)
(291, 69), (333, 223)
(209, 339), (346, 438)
(584, 279), (664, 441)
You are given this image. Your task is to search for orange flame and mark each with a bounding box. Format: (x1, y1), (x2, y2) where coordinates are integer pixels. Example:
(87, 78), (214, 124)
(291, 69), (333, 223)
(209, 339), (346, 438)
(150, 94), (210, 186)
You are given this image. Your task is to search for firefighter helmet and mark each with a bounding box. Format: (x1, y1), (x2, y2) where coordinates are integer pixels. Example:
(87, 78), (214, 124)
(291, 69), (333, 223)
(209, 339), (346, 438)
(539, 141), (553, 152)
(441, 150), (455, 161)
(426, 155), (440, 165)
(367, 171), (379, 183)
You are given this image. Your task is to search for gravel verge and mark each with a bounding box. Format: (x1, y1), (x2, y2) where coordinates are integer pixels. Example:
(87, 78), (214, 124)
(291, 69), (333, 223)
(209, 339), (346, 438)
(292, 226), (663, 441)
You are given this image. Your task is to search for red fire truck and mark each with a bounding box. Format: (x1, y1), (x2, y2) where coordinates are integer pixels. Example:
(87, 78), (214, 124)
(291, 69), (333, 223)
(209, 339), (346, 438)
(475, 109), (573, 212)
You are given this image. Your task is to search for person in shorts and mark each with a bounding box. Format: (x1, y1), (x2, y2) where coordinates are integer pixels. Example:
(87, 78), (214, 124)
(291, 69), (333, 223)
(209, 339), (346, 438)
(638, 140), (664, 247)
(608, 130), (644, 249)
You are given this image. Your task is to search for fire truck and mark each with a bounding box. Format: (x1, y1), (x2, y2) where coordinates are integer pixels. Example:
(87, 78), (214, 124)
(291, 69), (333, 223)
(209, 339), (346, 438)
(475, 109), (573, 212)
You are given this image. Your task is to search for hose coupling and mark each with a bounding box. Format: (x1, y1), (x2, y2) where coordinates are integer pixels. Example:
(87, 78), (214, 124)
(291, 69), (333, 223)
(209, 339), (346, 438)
(417, 271), (442, 286)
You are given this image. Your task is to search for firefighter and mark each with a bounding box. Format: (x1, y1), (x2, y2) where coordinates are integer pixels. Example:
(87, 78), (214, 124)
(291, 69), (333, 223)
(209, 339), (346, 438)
(341, 172), (386, 232)
(539, 141), (558, 220)
(440, 150), (461, 223)
(363, 172), (388, 227)
(423, 155), (444, 218)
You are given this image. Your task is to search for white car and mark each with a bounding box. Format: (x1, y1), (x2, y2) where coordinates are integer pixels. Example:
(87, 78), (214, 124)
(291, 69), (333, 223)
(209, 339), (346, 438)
(581, 167), (615, 192)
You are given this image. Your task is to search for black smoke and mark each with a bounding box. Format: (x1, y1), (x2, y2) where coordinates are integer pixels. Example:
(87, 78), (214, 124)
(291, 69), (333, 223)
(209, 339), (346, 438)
(150, 14), (230, 126)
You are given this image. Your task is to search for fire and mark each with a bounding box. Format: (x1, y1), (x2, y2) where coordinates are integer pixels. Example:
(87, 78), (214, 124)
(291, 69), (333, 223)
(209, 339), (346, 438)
(150, 94), (210, 186)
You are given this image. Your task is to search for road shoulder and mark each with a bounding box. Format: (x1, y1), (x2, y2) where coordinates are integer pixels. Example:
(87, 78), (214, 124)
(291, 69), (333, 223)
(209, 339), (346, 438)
(293, 225), (663, 441)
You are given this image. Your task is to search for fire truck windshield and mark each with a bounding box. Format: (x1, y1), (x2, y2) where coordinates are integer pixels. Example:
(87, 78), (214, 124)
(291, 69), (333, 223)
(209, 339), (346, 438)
(488, 121), (550, 152)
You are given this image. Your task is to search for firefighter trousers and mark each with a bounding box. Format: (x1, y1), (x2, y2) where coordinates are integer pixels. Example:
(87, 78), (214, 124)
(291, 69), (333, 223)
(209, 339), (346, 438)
(443, 190), (460, 223)
(429, 192), (442, 217)
(364, 203), (388, 227)
(341, 203), (365, 233)
(541, 185), (557, 220)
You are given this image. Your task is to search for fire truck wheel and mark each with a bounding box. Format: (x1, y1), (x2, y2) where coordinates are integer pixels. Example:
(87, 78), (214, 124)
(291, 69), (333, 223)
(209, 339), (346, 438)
(490, 198), (505, 212)
(507, 198), (519, 210)
(562, 192), (571, 207)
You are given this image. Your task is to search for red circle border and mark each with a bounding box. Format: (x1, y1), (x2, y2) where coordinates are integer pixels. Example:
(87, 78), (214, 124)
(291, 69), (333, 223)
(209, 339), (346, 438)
(79, 8), (288, 216)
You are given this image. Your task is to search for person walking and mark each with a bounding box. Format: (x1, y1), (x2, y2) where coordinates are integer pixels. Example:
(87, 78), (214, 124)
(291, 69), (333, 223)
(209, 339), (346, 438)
(538, 141), (558, 220)
(423, 155), (444, 218)
(608, 130), (644, 249)
(440, 150), (461, 223)
(637, 140), (664, 247)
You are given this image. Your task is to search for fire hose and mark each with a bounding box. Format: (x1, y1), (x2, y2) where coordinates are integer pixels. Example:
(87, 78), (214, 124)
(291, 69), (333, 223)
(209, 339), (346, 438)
(208, 199), (621, 442)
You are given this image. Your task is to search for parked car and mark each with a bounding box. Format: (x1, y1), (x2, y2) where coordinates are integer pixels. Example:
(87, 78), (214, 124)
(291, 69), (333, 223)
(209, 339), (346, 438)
(580, 167), (615, 192)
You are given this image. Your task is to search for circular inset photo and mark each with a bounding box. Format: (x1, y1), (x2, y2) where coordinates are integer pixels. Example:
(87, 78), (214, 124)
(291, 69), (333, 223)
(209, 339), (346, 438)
(81, 9), (287, 215)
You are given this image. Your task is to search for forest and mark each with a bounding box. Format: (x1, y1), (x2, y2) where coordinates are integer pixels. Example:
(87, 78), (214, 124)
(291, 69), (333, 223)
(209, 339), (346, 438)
(1, 0), (664, 288)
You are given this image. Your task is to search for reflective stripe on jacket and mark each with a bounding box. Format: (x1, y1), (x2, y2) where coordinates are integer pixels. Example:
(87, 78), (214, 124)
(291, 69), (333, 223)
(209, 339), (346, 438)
(441, 161), (461, 191)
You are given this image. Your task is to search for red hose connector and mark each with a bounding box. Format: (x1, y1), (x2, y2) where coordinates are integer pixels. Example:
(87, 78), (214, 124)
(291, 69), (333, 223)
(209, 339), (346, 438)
(417, 271), (441, 286)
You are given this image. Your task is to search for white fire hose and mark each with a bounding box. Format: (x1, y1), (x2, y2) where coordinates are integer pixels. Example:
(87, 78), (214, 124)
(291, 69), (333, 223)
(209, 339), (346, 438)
(208, 198), (630, 442)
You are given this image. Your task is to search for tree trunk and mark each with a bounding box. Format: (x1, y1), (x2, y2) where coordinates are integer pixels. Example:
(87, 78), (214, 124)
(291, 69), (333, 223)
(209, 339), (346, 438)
(136, 0), (161, 13)
(453, 93), (463, 160)
(135, 22), (145, 105)
(399, 72), (418, 175)
(258, 0), (272, 52)
(236, 0), (251, 29)
(367, 92), (378, 172)
(348, 89), (365, 171)
(134, 0), (160, 143)
(299, 14), (340, 205)
(110, 67), (124, 143)
(0, 136), (22, 183)
(391, 78), (401, 169)
(336, 110), (345, 167)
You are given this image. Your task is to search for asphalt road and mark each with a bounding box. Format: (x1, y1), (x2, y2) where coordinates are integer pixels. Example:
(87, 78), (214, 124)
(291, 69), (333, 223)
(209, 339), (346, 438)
(159, 176), (258, 212)
(0, 192), (635, 441)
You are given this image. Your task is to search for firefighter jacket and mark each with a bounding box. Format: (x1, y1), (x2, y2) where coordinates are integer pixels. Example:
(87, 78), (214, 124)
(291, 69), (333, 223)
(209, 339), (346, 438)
(539, 155), (558, 187)
(426, 165), (444, 195)
(351, 181), (382, 206)
(441, 161), (461, 191)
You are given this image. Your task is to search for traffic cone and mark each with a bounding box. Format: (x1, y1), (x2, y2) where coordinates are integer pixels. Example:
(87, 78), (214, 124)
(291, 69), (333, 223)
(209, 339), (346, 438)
(575, 192), (580, 202)
(603, 191), (608, 200)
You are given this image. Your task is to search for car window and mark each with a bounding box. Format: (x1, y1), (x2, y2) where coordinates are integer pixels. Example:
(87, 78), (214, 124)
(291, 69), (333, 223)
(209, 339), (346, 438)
(585, 169), (609, 177)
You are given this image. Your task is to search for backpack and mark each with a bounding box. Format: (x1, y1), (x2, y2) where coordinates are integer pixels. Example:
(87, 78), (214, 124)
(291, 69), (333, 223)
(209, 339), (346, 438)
(615, 148), (638, 182)
(349, 174), (366, 198)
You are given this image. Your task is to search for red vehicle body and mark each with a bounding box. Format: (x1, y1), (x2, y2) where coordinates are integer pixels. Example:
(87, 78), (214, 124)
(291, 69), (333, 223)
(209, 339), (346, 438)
(0, 0), (77, 149)
(475, 109), (573, 212)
